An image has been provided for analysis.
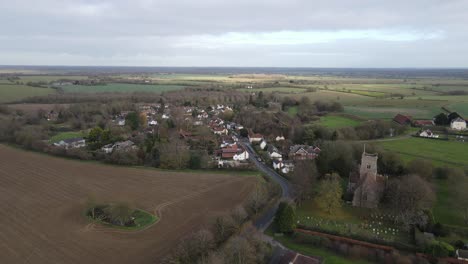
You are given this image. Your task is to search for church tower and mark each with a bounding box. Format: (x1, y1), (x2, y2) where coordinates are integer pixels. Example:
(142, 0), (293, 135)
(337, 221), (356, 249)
(359, 145), (378, 180)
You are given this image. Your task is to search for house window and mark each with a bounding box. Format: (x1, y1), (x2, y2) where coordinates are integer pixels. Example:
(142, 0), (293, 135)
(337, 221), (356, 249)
(367, 164), (371, 169)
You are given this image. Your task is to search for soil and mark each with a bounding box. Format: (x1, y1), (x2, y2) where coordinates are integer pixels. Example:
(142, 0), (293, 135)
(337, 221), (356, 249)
(0, 145), (255, 263)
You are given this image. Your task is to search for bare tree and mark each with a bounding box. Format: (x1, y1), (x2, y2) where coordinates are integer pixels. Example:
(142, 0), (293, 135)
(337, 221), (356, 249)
(290, 160), (318, 203)
(385, 174), (435, 229)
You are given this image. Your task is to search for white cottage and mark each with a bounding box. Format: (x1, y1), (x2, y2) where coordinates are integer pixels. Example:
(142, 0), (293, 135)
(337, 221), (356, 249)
(451, 118), (467, 131)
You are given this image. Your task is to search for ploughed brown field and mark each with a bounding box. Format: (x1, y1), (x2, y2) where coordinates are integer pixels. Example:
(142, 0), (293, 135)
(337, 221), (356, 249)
(0, 145), (255, 264)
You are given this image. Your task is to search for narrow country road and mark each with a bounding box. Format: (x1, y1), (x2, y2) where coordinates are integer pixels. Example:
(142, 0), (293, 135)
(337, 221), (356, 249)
(238, 139), (292, 231)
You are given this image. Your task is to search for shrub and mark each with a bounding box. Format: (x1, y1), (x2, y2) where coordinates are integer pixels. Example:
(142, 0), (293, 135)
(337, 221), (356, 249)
(424, 240), (455, 257)
(274, 201), (296, 233)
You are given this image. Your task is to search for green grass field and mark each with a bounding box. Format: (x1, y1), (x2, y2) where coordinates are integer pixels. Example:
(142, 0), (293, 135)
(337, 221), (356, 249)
(0, 84), (56, 103)
(239, 87), (308, 93)
(19, 75), (90, 83)
(49, 131), (86, 143)
(266, 228), (372, 264)
(287, 106), (298, 116)
(377, 137), (468, 168)
(59, 83), (187, 93)
(318, 115), (362, 128)
(377, 137), (468, 229)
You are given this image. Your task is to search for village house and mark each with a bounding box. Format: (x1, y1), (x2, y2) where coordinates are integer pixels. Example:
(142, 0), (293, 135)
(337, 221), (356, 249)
(451, 117), (467, 131)
(456, 249), (468, 261)
(148, 119), (158, 126)
(349, 148), (386, 208)
(179, 129), (195, 140)
(46, 110), (59, 122)
(267, 145), (283, 160)
(212, 126), (228, 135)
(259, 139), (267, 150)
(273, 160), (294, 174)
(249, 132), (264, 143)
(162, 114), (170, 119)
(393, 114), (412, 125)
(101, 140), (137, 153)
(275, 135), (285, 141)
(288, 145), (320, 160)
(216, 144), (249, 161)
(419, 129), (439, 138)
(54, 138), (86, 149)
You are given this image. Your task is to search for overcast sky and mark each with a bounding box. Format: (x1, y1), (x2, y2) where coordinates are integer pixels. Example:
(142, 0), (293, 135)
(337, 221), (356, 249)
(1, 0), (467, 67)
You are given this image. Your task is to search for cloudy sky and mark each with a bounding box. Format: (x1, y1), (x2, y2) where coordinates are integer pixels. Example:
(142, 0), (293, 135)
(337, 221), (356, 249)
(1, 0), (467, 67)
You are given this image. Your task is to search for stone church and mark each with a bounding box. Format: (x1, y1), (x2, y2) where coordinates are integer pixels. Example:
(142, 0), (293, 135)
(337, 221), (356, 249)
(348, 147), (386, 208)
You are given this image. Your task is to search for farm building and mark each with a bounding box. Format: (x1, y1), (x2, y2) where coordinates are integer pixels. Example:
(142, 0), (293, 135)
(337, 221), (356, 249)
(419, 129), (439, 138)
(451, 117), (467, 131)
(413, 120), (434, 127)
(393, 114), (412, 125)
(54, 138), (86, 149)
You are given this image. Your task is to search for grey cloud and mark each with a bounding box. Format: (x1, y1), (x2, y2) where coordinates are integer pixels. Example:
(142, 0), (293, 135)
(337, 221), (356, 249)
(0, 0), (467, 67)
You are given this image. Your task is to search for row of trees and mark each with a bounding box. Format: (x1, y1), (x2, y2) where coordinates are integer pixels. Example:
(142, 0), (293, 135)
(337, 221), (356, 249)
(164, 178), (280, 264)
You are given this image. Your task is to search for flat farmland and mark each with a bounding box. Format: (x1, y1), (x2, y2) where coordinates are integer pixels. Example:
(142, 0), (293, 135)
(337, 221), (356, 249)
(0, 84), (56, 103)
(60, 83), (186, 93)
(0, 145), (255, 264)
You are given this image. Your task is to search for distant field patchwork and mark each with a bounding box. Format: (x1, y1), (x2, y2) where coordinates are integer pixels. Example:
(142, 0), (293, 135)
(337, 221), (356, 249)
(60, 83), (186, 93)
(0, 84), (56, 103)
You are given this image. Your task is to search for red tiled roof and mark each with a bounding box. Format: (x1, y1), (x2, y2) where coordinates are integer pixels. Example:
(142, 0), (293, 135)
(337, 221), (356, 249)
(393, 114), (412, 125)
(414, 120), (434, 126)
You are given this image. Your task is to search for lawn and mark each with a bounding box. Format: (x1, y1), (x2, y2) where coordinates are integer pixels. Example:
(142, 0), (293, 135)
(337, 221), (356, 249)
(287, 106), (298, 116)
(59, 83), (186, 93)
(49, 131), (86, 143)
(296, 201), (409, 245)
(377, 137), (468, 168)
(377, 137), (468, 230)
(318, 115), (362, 128)
(0, 84), (56, 103)
(266, 228), (372, 264)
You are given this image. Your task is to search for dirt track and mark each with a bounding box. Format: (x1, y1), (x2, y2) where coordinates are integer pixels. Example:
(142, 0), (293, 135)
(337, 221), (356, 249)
(0, 145), (255, 264)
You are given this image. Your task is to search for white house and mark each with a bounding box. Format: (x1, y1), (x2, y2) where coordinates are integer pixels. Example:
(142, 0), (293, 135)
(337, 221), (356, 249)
(233, 150), (249, 161)
(419, 129), (439, 138)
(54, 138), (86, 149)
(101, 144), (114, 154)
(273, 160), (294, 174)
(249, 133), (263, 143)
(268, 145), (282, 160)
(259, 139), (267, 150)
(162, 114), (170, 119)
(275, 135), (285, 141)
(457, 249), (468, 261)
(451, 118), (467, 131)
(213, 127), (228, 135)
(115, 117), (125, 126)
(149, 120), (158, 126)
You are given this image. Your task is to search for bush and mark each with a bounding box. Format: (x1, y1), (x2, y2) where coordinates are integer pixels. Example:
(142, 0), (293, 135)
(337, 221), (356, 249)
(434, 166), (465, 179)
(274, 201), (296, 233)
(424, 240), (455, 257)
